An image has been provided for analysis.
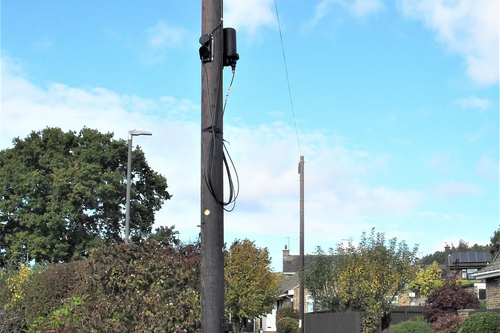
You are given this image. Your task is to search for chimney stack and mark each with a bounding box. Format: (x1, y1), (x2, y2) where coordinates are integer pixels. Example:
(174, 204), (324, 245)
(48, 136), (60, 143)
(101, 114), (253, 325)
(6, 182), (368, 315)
(444, 243), (451, 272)
(283, 245), (290, 257)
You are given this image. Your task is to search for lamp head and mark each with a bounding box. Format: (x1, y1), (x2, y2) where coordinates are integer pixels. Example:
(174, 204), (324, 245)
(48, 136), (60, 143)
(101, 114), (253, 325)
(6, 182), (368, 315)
(129, 130), (153, 137)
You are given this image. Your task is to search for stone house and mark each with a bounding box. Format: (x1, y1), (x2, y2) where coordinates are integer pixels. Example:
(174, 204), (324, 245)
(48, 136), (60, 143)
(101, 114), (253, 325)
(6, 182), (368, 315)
(473, 254), (500, 309)
(280, 246), (314, 312)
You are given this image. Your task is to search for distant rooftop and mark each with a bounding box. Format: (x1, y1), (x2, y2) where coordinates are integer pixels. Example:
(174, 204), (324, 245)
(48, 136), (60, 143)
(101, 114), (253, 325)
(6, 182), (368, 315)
(282, 254), (313, 274)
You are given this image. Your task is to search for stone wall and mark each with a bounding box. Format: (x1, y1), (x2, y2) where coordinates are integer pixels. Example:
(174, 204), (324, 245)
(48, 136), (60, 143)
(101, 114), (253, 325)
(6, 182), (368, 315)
(487, 277), (500, 309)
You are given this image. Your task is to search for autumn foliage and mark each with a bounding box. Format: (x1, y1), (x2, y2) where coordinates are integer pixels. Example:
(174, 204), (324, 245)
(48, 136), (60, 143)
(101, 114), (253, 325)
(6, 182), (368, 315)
(303, 229), (418, 330)
(1, 240), (202, 332)
(409, 261), (443, 298)
(225, 239), (280, 332)
(423, 278), (480, 323)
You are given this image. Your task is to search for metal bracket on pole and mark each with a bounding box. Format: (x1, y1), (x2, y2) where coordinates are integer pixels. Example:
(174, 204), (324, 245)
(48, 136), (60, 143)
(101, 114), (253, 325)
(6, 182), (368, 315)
(222, 317), (234, 332)
(199, 34), (214, 63)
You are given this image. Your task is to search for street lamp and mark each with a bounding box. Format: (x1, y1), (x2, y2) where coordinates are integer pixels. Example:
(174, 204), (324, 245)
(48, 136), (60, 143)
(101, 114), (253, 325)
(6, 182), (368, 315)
(125, 130), (152, 243)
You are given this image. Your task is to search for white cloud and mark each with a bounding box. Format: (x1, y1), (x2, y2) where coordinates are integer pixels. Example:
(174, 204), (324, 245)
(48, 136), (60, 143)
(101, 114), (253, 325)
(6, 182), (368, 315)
(351, 0), (385, 17)
(224, 0), (276, 34)
(309, 0), (385, 28)
(432, 181), (483, 198)
(464, 127), (487, 143)
(456, 96), (492, 111)
(148, 21), (184, 48)
(139, 21), (186, 64)
(477, 156), (499, 181)
(426, 153), (452, 172)
(1, 55), (423, 249)
(398, 0), (499, 85)
(32, 37), (53, 51)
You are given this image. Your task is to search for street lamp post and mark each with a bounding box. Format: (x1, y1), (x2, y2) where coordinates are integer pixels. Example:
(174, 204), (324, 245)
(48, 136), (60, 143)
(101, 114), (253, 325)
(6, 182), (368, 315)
(125, 130), (152, 243)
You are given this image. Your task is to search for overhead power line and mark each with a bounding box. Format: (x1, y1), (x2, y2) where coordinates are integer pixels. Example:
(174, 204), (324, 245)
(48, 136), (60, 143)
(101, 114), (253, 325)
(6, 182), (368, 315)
(274, 0), (302, 156)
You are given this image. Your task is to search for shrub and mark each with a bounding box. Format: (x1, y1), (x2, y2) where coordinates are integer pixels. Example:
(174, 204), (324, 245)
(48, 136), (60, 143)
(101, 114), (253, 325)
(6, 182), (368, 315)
(4, 265), (32, 309)
(460, 312), (500, 333)
(390, 319), (433, 333)
(19, 261), (86, 326)
(276, 317), (299, 333)
(432, 314), (464, 333)
(27, 297), (82, 333)
(0, 307), (23, 333)
(423, 278), (480, 323)
(361, 314), (379, 333)
(276, 307), (298, 320)
(68, 241), (202, 332)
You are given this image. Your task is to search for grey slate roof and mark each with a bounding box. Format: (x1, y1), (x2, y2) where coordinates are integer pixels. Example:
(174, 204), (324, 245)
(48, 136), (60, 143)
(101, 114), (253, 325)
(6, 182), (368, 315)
(450, 251), (491, 264)
(282, 255), (313, 274)
(279, 273), (300, 294)
(475, 256), (500, 276)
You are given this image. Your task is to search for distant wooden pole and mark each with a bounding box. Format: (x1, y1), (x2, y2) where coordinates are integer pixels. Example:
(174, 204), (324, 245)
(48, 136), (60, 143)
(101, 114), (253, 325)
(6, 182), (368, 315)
(299, 155), (305, 333)
(201, 0), (224, 332)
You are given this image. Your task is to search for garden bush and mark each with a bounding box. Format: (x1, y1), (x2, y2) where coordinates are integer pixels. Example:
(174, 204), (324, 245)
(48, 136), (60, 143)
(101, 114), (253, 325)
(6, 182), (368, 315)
(432, 314), (464, 333)
(27, 297), (82, 333)
(276, 317), (299, 333)
(0, 307), (23, 333)
(460, 312), (500, 333)
(361, 313), (379, 333)
(0, 265), (34, 331)
(423, 278), (480, 323)
(19, 261), (86, 326)
(63, 241), (202, 332)
(390, 318), (433, 333)
(277, 307), (298, 320)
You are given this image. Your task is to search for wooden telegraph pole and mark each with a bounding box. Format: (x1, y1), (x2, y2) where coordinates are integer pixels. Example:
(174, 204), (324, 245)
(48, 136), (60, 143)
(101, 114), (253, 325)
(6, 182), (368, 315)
(299, 155), (305, 333)
(200, 0), (224, 332)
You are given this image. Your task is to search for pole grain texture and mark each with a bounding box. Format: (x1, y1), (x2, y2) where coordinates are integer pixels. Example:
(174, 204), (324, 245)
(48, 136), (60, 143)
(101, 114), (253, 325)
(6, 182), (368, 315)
(299, 156), (305, 333)
(201, 0), (225, 332)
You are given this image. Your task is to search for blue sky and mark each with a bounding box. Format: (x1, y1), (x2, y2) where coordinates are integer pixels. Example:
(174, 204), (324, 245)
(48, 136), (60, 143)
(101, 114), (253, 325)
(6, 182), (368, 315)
(1, 0), (498, 270)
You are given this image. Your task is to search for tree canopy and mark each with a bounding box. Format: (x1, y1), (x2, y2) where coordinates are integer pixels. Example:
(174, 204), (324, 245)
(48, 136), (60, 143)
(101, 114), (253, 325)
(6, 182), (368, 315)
(409, 261), (444, 298)
(0, 127), (170, 266)
(225, 239), (279, 333)
(303, 229), (418, 329)
(490, 229), (500, 256)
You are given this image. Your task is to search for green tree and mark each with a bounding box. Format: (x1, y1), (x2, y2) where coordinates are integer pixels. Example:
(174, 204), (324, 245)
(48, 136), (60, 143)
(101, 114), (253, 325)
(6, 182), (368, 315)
(489, 229), (500, 256)
(409, 261), (443, 298)
(148, 225), (179, 246)
(303, 229), (418, 330)
(0, 127), (171, 266)
(302, 246), (340, 312)
(420, 251), (446, 265)
(225, 239), (280, 333)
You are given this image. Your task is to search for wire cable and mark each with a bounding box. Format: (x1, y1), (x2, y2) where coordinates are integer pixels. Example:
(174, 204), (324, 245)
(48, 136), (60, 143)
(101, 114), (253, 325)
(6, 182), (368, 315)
(274, 0), (302, 155)
(221, 69), (239, 211)
(210, 19), (223, 35)
(202, 62), (240, 211)
(223, 70), (235, 115)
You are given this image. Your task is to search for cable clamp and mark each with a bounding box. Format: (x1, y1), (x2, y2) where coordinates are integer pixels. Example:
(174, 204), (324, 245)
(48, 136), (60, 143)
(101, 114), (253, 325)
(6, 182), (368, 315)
(202, 126), (223, 134)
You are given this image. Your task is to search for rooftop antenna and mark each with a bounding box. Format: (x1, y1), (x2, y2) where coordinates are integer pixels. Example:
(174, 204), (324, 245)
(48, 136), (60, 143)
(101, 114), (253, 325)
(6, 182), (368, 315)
(284, 236), (290, 250)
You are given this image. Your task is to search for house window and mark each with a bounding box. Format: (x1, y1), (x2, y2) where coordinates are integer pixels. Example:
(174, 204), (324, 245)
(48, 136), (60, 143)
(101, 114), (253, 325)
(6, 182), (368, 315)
(462, 268), (478, 280)
(467, 269), (477, 280)
(306, 295), (314, 313)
